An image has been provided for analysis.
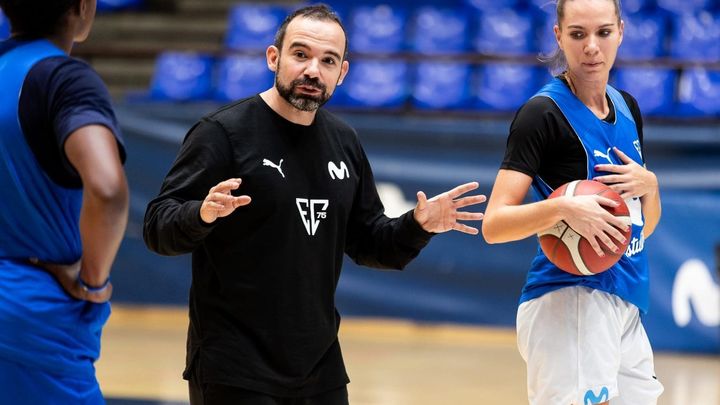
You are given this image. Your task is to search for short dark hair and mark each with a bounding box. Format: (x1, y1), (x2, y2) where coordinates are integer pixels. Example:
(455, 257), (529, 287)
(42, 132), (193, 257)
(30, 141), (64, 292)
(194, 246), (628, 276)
(273, 4), (348, 60)
(0, 0), (81, 38)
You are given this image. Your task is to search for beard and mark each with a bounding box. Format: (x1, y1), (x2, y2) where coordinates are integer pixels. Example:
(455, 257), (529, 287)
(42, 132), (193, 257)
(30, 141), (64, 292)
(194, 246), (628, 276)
(275, 68), (331, 112)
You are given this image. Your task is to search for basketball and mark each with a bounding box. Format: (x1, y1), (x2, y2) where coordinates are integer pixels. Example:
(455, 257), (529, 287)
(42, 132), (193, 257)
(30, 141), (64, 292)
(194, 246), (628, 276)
(538, 180), (632, 276)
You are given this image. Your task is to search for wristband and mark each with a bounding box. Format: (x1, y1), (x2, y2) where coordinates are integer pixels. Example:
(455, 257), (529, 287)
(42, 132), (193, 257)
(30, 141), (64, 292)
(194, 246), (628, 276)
(78, 275), (111, 293)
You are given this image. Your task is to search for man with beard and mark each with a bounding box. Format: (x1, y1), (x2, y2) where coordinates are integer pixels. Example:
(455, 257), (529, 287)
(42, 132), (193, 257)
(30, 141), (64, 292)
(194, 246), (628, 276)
(144, 5), (486, 404)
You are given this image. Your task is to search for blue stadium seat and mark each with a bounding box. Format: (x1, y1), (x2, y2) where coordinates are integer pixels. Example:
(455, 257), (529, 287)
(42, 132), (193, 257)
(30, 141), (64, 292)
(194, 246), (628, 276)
(618, 12), (667, 60)
(612, 67), (677, 116)
(331, 59), (409, 108)
(348, 5), (407, 53)
(656, 0), (712, 15)
(621, 0), (653, 15)
(411, 62), (473, 109)
(410, 6), (470, 54)
(97, 0), (143, 12)
(214, 56), (274, 102)
(531, 0), (653, 20)
(225, 5), (288, 51)
(149, 52), (213, 101)
(475, 64), (543, 111)
(0, 10), (10, 40)
(527, 0), (557, 15)
(474, 8), (535, 56)
(465, 0), (520, 12)
(669, 11), (720, 62)
(677, 68), (720, 116)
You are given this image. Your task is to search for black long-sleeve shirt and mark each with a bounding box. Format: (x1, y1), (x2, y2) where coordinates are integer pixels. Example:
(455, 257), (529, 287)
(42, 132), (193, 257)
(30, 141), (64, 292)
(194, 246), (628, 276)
(143, 95), (433, 397)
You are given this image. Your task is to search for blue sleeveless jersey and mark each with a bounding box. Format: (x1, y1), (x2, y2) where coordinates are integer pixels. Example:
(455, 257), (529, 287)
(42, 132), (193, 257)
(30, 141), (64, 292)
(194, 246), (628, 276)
(0, 40), (82, 261)
(519, 78), (650, 313)
(0, 39), (110, 401)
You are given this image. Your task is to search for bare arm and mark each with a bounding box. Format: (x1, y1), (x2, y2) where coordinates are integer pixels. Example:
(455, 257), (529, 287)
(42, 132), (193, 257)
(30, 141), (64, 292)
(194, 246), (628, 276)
(482, 169), (629, 256)
(640, 179), (661, 237)
(482, 170), (565, 243)
(65, 125), (129, 288)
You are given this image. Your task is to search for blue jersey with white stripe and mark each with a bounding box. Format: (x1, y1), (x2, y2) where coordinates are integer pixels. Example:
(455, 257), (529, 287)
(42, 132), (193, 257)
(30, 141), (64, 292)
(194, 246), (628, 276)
(519, 77), (650, 313)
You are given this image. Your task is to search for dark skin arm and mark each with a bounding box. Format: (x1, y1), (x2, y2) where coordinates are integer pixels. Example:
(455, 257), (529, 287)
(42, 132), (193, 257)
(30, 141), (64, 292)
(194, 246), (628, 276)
(37, 125), (128, 303)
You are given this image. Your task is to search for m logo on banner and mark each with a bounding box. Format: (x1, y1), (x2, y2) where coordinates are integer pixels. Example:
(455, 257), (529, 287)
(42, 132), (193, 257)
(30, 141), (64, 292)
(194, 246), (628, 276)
(296, 198), (329, 236)
(672, 259), (720, 327)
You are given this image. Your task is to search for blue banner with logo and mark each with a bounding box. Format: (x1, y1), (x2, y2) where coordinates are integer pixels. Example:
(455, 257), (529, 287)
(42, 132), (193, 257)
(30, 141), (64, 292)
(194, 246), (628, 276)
(643, 190), (719, 353)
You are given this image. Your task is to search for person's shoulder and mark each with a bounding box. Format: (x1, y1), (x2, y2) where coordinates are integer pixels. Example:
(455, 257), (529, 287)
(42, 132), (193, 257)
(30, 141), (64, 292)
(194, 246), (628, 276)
(616, 89), (640, 111)
(316, 108), (356, 134)
(27, 55), (110, 102)
(510, 95), (562, 130)
(25, 54), (70, 83)
(204, 95), (259, 126)
(22, 54), (113, 115)
(614, 88), (643, 130)
(33, 55), (101, 82)
(517, 94), (561, 117)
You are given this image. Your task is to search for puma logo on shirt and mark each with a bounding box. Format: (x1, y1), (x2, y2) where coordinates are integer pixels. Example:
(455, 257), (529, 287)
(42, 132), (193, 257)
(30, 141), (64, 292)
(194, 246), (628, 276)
(263, 158), (285, 178)
(592, 147), (614, 165)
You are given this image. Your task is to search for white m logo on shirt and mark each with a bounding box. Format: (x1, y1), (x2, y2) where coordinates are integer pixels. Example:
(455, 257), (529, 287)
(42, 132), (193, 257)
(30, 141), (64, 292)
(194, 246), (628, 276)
(328, 161), (349, 180)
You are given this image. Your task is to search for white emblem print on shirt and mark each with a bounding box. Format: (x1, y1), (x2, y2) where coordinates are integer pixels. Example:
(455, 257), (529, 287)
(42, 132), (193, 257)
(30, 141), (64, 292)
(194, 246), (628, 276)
(593, 147), (615, 165)
(296, 198), (329, 236)
(327, 161), (349, 180)
(262, 158), (285, 178)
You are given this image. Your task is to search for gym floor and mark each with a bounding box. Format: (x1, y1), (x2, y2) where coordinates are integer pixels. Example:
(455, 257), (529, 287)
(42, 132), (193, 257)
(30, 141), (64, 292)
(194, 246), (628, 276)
(99, 306), (720, 405)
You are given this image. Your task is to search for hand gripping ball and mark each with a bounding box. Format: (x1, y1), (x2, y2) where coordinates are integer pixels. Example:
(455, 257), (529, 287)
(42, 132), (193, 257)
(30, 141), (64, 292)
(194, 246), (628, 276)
(538, 180), (632, 276)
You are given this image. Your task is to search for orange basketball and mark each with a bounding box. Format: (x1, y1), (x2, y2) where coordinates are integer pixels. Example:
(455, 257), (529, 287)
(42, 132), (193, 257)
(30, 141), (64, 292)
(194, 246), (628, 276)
(538, 180), (631, 276)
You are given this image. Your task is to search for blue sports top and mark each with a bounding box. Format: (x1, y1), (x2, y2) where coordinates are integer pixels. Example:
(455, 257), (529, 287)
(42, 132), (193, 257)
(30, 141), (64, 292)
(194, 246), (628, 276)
(519, 77), (650, 313)
(0, 39), (83, 262)
(0, 38), (124, 261)
(0, 39), (122, 378)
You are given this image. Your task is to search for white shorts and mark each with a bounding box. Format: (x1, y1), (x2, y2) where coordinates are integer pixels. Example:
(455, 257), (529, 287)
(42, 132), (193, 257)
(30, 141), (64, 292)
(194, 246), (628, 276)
(516, 286), (664, 405)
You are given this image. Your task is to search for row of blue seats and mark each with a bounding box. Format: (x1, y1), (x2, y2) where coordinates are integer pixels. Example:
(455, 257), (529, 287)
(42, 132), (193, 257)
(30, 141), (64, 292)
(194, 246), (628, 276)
(335, 0), (720, 15)
(97, 0), (143, 12)
(148, 52), (719, 117)
(225, 4), (720, 62)
(3, 4), (718, 61)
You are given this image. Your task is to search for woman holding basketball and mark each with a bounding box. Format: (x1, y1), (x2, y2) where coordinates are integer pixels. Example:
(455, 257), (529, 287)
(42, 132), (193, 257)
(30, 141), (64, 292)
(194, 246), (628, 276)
(482, 0), (662, 404)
